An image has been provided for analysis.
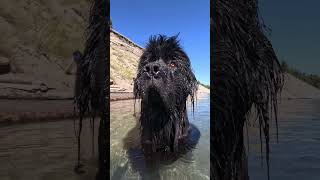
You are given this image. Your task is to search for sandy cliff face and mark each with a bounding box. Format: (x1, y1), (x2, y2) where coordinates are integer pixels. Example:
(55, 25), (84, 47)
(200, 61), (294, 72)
(0, 0), (89, 61)
(110, 29), (143, 91)
(0, 0), (90, 98)
(0, 0), (208, 98)
(2, 1), (316, 99)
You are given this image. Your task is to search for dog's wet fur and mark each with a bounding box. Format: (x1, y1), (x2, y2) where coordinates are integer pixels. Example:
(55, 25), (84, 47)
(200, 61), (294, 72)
(134, 35), (198, 156)
(122, 122), (200, 179)
(212, 0), (283, 179)
(72, 0), (108, 179)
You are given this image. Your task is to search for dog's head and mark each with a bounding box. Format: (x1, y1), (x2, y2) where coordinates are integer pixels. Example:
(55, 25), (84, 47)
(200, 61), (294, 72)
(134, 35), (197, 115)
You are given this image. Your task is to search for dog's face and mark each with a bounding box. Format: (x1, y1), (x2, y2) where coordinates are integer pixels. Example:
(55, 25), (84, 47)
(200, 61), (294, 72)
(134, 35), (197, 113)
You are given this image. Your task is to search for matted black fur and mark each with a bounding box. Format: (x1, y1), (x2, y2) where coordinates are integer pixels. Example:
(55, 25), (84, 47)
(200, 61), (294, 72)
(73, 0), (109, 179)
(212, 0), (283, 180)
(134, 35), (198, 155)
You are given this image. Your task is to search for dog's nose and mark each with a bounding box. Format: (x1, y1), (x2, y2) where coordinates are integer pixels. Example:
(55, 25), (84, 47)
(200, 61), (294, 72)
(144, 63), (160, 77)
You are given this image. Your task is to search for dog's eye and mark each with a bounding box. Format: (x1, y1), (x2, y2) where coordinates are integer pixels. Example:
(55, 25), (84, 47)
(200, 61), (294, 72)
(169, 62), (176, 68)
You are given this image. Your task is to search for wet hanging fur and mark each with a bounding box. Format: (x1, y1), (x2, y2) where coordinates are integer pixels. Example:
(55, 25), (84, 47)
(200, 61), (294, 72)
(211, 0), (283, 180)
(73, 0), (108, 179)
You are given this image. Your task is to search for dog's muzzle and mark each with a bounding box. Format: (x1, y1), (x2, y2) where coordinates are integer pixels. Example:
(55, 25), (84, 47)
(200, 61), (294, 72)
(143, 61), (161, 79)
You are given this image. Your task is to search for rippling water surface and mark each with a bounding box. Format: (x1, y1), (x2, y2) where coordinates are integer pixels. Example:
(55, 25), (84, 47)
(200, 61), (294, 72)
(2, 96), (317, 180)
(248, 99), (320, 180)
(110, 94), (210, 180)
(0, 118), (99, 180)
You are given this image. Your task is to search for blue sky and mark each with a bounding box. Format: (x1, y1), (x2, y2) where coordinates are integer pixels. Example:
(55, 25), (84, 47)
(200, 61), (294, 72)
(111, 0), (210, 85)
(260, 0), (320, 75)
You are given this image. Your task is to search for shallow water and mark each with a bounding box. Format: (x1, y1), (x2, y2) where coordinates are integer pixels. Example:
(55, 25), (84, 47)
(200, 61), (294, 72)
(1, 96), (318, 180)
(110, 94), (210, 180)
(0, 118), (99, 180)
(248, 99), (320, 180)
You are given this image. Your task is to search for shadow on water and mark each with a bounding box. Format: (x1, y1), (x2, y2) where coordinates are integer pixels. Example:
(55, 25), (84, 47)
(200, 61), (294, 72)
(110, 123), (200, 180)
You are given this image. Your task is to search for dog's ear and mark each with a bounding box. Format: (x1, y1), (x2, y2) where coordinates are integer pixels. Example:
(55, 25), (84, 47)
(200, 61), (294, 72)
(73, 50), (83, 64)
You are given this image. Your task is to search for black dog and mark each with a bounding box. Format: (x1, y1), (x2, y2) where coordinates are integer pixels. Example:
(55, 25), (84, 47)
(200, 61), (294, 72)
(212, 0), (283, 179)
(134, 35), (198, 156)
(72, 0), (108, 179)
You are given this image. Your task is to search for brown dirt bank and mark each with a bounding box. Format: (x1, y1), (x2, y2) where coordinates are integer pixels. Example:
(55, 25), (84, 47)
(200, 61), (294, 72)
(281, 73), (320, 99)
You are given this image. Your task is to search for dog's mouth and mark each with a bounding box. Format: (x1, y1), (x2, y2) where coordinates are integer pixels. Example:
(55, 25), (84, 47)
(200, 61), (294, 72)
(141, 86), (171, 128)
(144, 86), (163, 104)
(142, 86), (168, 111)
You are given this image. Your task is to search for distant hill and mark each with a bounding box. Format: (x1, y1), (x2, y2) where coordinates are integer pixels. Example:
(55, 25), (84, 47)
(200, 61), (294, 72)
(281, 73), (320, 99)
(281, 61), (320, 90)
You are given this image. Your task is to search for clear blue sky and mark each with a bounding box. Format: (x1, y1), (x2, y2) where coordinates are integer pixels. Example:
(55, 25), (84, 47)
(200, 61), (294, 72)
(111, 0), (210, 85)
(260, 0), (320, 75)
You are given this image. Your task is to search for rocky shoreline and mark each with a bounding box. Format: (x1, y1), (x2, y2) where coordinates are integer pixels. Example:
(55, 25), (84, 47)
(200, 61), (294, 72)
(0, 99), (76, 125)
(111, 92), (134, 101)
(0, 89), (210, 125)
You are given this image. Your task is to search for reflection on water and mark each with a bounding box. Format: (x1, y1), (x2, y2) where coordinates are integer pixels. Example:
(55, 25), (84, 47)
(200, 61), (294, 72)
(248, 99), (320, 180)
(110, 94), (210, 180)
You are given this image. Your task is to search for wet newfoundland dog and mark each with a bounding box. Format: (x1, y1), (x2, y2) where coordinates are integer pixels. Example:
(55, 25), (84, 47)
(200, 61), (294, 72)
(133, 35), (198, 156)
